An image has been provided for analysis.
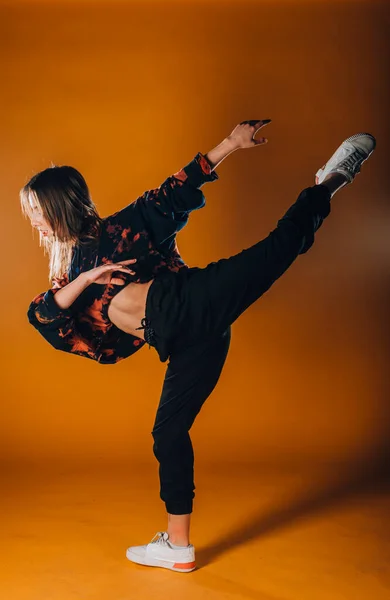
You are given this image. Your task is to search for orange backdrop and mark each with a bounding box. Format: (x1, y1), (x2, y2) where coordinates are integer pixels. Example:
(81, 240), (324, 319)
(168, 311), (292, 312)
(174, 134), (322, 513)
(1, 0), (389, 471)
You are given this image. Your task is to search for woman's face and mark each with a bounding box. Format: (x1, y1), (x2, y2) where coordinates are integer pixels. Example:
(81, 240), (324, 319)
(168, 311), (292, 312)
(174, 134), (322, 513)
(28, 195), (53, 237)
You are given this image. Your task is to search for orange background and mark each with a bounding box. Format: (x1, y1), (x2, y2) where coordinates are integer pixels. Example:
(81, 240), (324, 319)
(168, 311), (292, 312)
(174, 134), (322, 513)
(1, 0), (389, 473)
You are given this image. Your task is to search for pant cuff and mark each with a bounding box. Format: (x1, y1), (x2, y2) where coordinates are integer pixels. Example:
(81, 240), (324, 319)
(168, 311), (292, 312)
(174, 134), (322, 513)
(165, 499), (193, 515)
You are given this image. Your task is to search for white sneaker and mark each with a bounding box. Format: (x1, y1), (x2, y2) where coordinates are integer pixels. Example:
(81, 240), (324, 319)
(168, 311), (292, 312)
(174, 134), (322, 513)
(125, 531), (196, 572)
(315, 133), (376, 185)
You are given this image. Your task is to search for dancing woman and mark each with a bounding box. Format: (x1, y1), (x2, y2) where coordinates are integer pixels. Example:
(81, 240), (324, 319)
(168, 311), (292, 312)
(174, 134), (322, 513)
(22, 120), (375, 572)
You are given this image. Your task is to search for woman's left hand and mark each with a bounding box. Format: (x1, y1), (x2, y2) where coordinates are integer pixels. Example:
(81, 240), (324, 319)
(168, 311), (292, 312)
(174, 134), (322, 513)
(228, 119), (272, 149)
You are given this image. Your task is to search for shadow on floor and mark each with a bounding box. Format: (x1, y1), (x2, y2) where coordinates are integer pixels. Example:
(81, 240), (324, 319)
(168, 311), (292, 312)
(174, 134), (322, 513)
(196, 450), (390, 569)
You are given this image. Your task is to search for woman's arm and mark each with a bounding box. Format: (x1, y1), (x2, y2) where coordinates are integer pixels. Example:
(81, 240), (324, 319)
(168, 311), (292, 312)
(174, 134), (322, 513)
(51, 258), (136, 310)
(110, 151), (221, 248)
(27, 260), (135, 361)
(108, 120), (269, 248)
(204, 137), (238, 171)
(51, 272), (91, 310)
(27, 274), (96, 360)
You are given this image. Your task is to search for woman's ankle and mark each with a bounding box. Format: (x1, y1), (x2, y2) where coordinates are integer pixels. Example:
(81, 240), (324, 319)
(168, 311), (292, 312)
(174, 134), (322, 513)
(167, 512), (191, 547)
(320, 172), (349, 197)
(168, 535), (190, 547)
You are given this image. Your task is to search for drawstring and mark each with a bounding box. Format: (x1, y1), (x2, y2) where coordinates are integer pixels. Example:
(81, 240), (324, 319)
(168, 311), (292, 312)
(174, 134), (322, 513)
(135, 317), (156, 350)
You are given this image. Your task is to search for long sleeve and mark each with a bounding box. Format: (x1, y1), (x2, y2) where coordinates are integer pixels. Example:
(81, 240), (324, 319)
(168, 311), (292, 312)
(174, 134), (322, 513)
(27, 274), (98, 360)
(111, 152), (219, 247)
(28, 273), (74, 329)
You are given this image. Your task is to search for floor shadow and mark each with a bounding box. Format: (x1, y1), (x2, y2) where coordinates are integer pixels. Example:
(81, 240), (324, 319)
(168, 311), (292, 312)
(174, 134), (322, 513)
(196, 449), (390, 568)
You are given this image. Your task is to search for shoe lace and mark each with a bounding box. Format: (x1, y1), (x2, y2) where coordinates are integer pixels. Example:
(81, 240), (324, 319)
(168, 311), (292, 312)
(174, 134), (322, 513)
(150, 531), (167, 545)
(339, 148), (366, 174)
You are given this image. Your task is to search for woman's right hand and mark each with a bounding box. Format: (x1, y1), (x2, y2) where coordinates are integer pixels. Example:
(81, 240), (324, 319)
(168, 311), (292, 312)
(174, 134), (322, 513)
(228, 119), (271, 149)
(83, 258), (138, 286)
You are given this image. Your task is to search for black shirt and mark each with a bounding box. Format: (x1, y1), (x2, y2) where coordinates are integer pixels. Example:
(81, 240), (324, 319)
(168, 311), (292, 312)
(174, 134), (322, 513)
(27, 152), (219, 364)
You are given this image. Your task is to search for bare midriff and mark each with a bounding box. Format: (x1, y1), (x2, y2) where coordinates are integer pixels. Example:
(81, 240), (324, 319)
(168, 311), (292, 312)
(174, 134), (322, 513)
(107, 280), (154, 341)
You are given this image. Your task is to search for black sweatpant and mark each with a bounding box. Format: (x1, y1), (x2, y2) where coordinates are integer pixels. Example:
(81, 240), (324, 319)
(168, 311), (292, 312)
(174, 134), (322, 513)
(144, 184), (332, 514)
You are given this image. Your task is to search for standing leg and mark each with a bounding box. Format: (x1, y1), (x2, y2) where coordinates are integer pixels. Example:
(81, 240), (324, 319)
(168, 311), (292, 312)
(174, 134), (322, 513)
(151, 326), (231, 544)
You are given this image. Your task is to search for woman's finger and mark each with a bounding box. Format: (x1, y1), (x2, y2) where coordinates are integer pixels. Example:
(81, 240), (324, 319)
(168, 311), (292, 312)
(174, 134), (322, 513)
(114, 265), (136, 274)
(253, 137), (268, 145)
(251, 120), (271, 134)
(106, 263), (131, 270)
(240, 120), (261, 127)
(240, 119), (271, 129)
(103, 259), (137, 268)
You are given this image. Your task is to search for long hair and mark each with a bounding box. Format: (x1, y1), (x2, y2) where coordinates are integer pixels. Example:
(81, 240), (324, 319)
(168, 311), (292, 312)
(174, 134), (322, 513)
(20, 164), (103, 282)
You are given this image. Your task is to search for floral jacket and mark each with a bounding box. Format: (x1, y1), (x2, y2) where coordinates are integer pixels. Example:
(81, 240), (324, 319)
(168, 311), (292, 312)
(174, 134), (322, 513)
(27, 152), (219, 364)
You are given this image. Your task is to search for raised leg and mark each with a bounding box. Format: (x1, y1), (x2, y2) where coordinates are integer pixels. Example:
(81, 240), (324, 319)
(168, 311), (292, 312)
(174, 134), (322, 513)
(166, 183), (333, 344)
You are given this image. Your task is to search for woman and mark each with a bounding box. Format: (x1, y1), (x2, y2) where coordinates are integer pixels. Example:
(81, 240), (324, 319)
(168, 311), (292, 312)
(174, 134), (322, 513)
(22, 120), (376, 572)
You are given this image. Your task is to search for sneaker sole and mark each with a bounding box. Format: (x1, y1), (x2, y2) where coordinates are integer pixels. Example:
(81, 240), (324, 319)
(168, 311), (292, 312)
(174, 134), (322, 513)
(315, 132), (376, 184)
(126, 548), (196, 572)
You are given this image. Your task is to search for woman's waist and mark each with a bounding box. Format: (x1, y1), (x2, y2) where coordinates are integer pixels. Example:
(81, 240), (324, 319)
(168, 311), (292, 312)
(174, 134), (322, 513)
(105, 280), (154, 335)
(108, 280), (153, 313)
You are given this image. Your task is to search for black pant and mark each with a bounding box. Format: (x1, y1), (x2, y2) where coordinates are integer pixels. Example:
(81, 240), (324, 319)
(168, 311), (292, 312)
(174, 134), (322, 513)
(145, 184), (332, 514)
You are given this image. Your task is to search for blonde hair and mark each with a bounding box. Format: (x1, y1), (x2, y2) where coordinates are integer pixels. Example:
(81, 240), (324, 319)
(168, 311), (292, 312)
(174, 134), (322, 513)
(20, 164), (103, 282)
